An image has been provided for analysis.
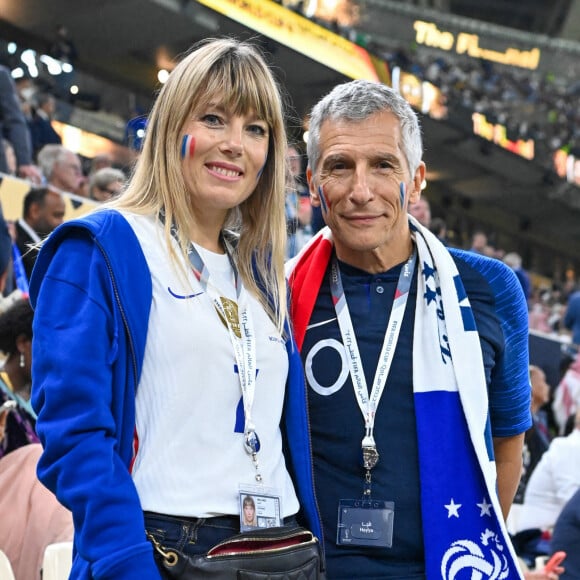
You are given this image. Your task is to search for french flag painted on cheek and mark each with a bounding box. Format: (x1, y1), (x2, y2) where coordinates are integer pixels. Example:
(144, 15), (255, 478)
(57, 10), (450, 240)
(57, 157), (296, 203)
(181, 134), (196, 159)
(399, 182), (406, 208)
(318, 185), (329, 213)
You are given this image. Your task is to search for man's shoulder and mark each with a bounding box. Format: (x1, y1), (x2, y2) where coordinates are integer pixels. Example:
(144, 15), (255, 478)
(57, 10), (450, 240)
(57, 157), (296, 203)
(15, 220), (35, 248)
(49, 209), (137, 245)
(448, 247), (519, 296)
(449, 247), (511, 275)
(31, 210), (147, 293)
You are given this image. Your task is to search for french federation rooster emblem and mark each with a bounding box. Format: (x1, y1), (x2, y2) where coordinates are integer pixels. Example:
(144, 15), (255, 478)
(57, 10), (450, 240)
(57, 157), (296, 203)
(441, 529), (510, 580)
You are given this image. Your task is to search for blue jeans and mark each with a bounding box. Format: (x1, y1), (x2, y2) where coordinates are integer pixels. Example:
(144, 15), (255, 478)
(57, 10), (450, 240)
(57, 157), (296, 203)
(144, 511), (297, 578)
(145, 512), (239, 576)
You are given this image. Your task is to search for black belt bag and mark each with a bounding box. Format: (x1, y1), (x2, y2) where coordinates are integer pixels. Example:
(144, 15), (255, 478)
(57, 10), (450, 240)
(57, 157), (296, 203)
(148, 524), (326, 579)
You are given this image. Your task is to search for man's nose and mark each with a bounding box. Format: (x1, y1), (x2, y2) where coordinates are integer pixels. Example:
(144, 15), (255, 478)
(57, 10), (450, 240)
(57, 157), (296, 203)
(350, 166), (372, 203)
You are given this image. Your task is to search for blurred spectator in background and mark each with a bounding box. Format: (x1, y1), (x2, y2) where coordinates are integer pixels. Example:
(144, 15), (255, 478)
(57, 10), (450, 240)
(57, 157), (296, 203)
(516, 365), (552, 503)
(552, 354), (580, 435)
(504, 251), (532, 302)
(429, 216), (448, 245)
(0, 203), (21, 307)
(28, 92), (62, 157)
(0, 299), (33, 402)
(519, 408), (580, 532)
(285, 145), (312, 258)
(13, 76), (36, 113)
(15, 187), (65, 282)
(88, 167), (125, 202)
(37, 143), (83, 194)
(0, 299), (37, 459)
(89, 152), (114, 174)
(2, 139), (17, 176)
(408, 197), (431, 227)
(0, 443), (73, 579)
(469, 229), (488, 255)
(0, 298), (72, 579)
(0, 65), (42, 184)
(529, 295), (553, 335)
(563, 289), (580, 347)
(550, 488), (580, 580)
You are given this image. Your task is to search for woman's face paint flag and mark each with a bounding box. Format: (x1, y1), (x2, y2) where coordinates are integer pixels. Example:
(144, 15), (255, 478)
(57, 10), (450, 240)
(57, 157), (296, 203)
(181, 134), (196, 159)
(399, 182), (406, 208)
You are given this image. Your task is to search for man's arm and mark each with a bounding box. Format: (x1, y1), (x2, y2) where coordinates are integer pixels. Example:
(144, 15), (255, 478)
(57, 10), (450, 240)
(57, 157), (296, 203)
(494, 433), (525, 520)
(0, 67), (32, 166)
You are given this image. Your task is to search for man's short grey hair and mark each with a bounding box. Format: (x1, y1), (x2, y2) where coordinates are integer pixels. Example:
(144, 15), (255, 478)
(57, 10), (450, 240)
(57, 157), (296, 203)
(89, 167), (126, 192)
(307, 80), (423, 176)
(37, 144), (71, 180)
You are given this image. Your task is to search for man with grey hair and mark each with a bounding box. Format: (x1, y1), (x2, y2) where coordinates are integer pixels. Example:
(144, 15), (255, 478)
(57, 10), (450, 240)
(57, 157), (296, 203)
(37, 144), (83, 195)
(88, 167), (125, 202)
(286, 80), (531, 578)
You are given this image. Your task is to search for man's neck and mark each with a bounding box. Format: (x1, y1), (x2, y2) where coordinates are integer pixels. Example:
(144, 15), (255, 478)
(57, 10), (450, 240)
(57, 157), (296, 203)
(335, 237), (414, 274)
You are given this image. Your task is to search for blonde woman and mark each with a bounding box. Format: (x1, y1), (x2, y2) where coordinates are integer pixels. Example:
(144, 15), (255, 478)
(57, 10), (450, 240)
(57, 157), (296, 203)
(30, 38), (321, 579)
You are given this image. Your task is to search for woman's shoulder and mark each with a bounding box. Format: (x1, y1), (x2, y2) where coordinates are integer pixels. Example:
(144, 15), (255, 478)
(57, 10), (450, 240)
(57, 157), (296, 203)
(29, 209), (151, 306)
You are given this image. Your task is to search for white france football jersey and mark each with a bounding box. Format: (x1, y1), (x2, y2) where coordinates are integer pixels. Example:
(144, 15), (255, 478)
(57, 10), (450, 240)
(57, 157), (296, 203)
(122, 212), (299, 518)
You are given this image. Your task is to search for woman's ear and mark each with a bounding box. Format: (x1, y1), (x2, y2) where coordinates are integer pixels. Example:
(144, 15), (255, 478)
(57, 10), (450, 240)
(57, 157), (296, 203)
(15, 334), (31, 358)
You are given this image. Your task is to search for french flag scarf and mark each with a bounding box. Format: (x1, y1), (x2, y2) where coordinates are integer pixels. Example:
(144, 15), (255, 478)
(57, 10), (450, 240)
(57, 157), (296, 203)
(286, 218), (524, 580)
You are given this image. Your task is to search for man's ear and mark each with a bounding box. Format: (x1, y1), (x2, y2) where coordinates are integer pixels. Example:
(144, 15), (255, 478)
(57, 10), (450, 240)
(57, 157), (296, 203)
(27, 201), (41, 224)
(408, 162), (426, 205)
(307, 168), (321, 208)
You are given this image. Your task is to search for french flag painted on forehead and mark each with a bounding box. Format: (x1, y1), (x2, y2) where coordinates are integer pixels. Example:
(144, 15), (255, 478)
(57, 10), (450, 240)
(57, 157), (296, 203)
(181, 134), (196, 159)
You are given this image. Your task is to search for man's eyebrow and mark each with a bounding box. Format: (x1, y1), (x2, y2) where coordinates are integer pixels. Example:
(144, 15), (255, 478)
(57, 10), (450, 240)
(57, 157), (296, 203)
(371, 152), (400, 164)
(321, 153), (350, 167)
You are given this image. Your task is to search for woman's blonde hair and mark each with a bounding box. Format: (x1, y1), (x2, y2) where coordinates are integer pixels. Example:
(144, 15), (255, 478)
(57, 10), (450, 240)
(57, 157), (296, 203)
(111, 38), (288, 330)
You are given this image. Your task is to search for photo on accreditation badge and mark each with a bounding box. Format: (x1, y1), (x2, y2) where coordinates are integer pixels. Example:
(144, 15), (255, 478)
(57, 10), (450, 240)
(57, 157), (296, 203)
(239, 492), (281, 531)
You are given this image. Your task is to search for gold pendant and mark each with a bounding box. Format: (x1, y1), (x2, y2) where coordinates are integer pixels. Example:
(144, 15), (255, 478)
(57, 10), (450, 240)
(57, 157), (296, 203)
(219, 297), (241, 338)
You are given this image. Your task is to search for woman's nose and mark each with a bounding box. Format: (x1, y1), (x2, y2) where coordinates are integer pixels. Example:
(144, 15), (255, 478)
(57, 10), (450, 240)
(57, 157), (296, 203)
(220, 122), (243, 156)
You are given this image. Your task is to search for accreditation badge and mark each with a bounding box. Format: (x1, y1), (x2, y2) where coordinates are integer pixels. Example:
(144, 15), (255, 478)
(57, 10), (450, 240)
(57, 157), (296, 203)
(239, 486), (282, 532)
(337, 499), (394, 547)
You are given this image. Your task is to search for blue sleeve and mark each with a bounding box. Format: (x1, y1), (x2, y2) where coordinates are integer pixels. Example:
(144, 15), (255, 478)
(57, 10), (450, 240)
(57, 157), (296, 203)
(452, 250), (531, 438)
(31, 234), (160, 579)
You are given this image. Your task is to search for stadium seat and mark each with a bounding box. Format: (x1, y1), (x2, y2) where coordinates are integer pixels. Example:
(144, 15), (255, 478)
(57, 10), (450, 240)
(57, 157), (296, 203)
(0, 549), (15, 580)
(41, 541), (73, 580)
